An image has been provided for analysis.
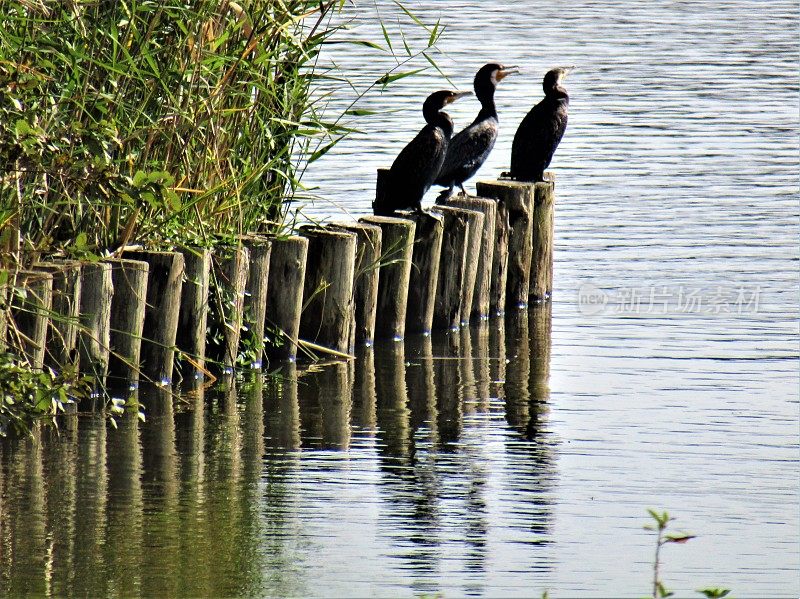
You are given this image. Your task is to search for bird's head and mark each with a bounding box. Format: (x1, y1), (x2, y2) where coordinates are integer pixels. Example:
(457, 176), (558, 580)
(474, 63), (518, 97)
(543, 66), (575, 92)
(423, 89), (472, 119)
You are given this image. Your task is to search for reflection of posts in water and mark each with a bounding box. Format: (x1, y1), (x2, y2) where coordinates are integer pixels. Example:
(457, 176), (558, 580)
(105, 407), (144, 596)
(297, 362), (352, 450)
(404, 335), (438, 447)
(0, 428), (47, 595)
(74, 415), (109, 595)
(503, 304), (556, 545)
(141, 387), (179, 499)
(41, 415), (78, 595)
(175, 377), (206, 485)
(504, 310), (531, 432)
(432, 333), (462, 448)
(528, 303), (553, 439)
(374, 341), (411, 457)
(459, 327), (477, 416)
(242, 373), (266, 480)
(470, 322), (492, 412)
(352, 347), (377, 434)
(489, 319), (506, 406)
(265, 362), (301, 451)
(140, 387), (180, 598)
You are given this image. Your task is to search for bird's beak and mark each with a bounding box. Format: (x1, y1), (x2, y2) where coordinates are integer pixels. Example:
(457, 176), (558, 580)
(496, 66), (519, 81)
(561, 66), (576, 78)
(446, 91), (473, 104)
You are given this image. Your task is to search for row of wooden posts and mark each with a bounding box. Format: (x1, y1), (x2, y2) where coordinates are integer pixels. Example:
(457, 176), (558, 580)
(1, 175), (555, 391)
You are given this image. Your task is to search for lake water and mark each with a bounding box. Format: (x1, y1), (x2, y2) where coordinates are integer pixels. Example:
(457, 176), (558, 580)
(1, 0), (798, 596)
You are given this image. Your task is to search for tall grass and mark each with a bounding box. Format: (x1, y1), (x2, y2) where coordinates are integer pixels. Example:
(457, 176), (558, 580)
(1, 0), (443, 261)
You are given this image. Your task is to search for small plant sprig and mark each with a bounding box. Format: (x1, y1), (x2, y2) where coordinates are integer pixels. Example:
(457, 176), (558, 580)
(645, 509), (731, 599)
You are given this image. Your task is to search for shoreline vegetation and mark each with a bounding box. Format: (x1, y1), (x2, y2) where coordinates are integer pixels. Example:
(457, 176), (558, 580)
(0, 0), (446, 436)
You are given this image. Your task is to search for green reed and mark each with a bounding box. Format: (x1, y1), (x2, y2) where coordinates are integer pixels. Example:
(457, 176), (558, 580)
(0, 0), (445, 261)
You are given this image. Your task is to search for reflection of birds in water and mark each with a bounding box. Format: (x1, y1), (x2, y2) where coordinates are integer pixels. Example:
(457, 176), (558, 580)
(435, 63), (517, 200)
(510, 66), (574, 182)
(374, 89), (471, 216)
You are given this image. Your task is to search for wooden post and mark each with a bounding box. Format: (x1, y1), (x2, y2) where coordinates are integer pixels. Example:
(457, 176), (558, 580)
(242, 236), (272, 368)
(433, 206), (484, 326)
(404, 212), (444, 335)
(176, 248), (211, 378)
(78, 261), (113, 384)
(122, 250), (185, 385)
(476, 179), (533, 310)
(328, 222), (382, 348)
(358, 215), (415, 341)
(35, 261), (81, 372)
(442, 196), (497, 321)
(299, 227), (357, 355)
(429, 206), (468, 331)
(11, 270), (53, 370)
(265, 235), (308, 362)
(106, 258), (149, 386)
(208, 246), (249, 373)
(531, 181), (555, 301)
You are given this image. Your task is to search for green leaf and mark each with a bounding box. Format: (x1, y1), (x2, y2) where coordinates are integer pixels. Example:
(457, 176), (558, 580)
(697, 588), (731, 598)
(657, 582), (674, 598)
(132, 170), (148, 187)
(380, 22), (393, 52)
(428, 18), (441, 47)
(393, 1), (425, 27)
(376, 68), (425, 86)
(307, 138), (341, 164)
(14, 119), (32, 137)
(74, 232), (88, 250)
(344, 109), (378, 117)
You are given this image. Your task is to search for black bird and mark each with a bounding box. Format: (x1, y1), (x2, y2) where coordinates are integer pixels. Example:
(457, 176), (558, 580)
(374, 89), (471, 216)
(510, 66), (574, 182)
(435, 63), (517, 199)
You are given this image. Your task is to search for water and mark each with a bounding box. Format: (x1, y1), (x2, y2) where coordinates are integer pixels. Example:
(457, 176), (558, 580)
(1, 0), (798, 596)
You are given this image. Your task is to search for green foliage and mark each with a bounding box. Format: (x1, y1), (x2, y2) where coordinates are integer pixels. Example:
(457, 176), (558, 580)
(0, 0), (447, 260)
(645, 509), (730, 599)
(0, 351), (89, 437)
(697, 588), (731, 598)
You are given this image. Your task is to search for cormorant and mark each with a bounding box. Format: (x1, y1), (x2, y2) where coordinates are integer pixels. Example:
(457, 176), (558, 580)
(434, 63), (517, 199)
(374, 89), (471, 216)
(510, 66), (574, 182)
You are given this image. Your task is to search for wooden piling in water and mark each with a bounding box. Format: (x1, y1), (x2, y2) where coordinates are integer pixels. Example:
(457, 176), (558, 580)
(432, 205), (483, 327)
(176, 248), (211, 378)
(122, 250), (185, 384)
(265, 235), (308, 361)
(242, 237), (272, 368)
(442, 196), (497, 321)
(107, 258), (149, 385)
(405, 212), (444, 335)
(531, 181), (555, 301)
(327, 222), (382, 348)
(78, 261), (113, 384)
(35, 261), (81, 371)
(11, 270), (53, 370)
(208, 246), (249, 372)
(429, 206), (470, 331)
(299, 227), (357, 355)
(358, 215), (415, 341)
(476, 180), (533, 309)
